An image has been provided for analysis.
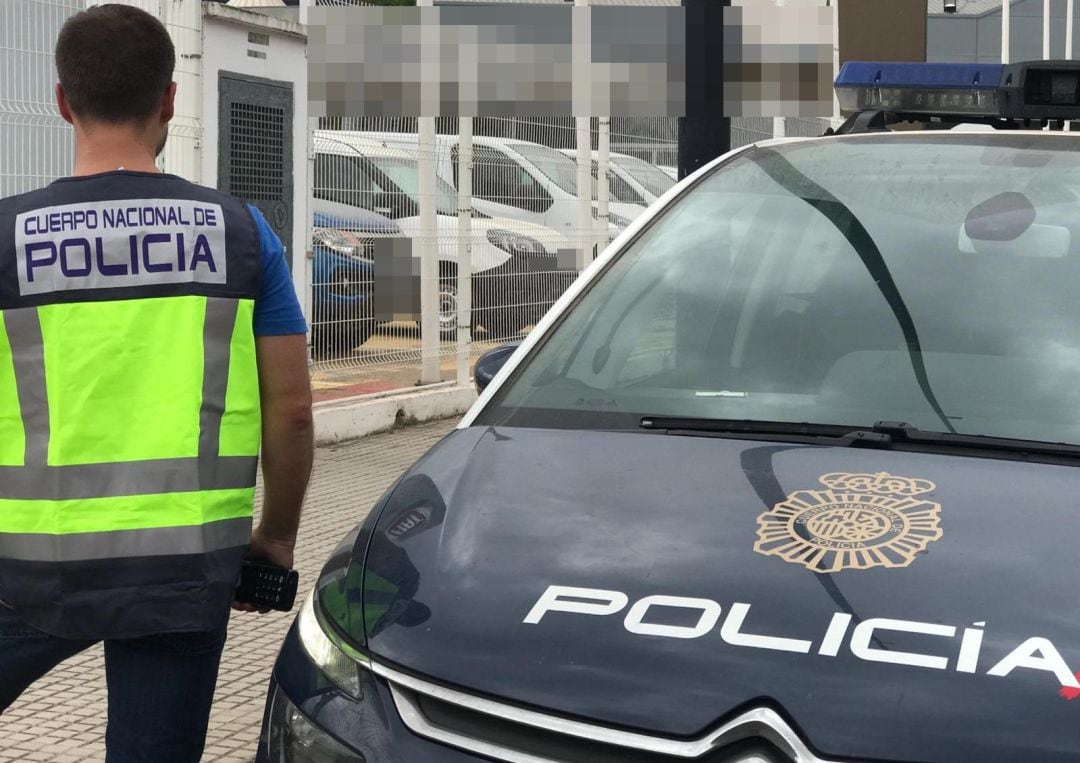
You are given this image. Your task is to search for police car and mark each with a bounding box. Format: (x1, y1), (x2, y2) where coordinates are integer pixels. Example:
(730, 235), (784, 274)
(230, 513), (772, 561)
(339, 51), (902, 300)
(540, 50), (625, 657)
(257, 61), (1080, 762)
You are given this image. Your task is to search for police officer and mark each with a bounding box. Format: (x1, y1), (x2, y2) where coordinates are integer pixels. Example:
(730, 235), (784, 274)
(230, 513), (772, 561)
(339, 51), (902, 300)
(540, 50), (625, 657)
(0, 5), (313, 761)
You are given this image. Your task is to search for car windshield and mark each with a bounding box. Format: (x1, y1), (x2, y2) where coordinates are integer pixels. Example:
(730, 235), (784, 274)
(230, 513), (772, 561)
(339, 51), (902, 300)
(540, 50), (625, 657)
(476, 134), (1080, 446)
(512, 143), (581, 195)
(367, 156), (460, 216)
(613, 155), (676, 197)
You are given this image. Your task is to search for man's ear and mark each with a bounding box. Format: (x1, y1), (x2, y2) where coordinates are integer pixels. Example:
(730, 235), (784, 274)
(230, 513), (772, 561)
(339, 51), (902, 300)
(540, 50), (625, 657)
(161, 82), (177, 124)
(56, 83), (75, 126)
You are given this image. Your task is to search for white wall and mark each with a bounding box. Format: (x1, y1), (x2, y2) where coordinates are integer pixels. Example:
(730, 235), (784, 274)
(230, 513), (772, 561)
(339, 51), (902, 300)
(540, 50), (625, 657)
(201, 7), (309, 318)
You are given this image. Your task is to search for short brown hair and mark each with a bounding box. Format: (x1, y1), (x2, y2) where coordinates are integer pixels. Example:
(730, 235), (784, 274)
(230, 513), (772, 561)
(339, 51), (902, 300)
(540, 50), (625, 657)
(55, 4), (176, 124)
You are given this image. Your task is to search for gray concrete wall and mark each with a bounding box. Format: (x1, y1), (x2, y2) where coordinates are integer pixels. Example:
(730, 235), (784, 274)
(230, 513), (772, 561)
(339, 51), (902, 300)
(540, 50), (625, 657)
(929, 0), (1075, 63)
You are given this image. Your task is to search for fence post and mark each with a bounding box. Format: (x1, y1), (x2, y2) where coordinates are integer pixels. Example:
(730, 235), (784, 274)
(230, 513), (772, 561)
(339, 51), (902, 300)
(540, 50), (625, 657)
(1069, 0), (1075, 131)
(456, 118), (473, 388)
(305, 116), (316, 363)
(1002, 0), (1011, 64)
(574, 0), (592, 270)
(417, 0), (440, 384)
(419, 115), (440, 384)
(597, 116), (610, 251)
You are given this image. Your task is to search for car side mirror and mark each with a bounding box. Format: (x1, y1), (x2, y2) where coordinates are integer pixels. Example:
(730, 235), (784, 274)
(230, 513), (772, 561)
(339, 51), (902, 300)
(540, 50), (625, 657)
(475, 342), (521, 393)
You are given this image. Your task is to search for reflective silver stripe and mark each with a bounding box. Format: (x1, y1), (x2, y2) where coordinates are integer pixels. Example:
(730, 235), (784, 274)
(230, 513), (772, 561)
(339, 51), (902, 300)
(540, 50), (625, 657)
(0, 516), (252, 563)
(0, 456), (257, 501)
(199, 297), (240, 488)
(3, 308), (49, 465)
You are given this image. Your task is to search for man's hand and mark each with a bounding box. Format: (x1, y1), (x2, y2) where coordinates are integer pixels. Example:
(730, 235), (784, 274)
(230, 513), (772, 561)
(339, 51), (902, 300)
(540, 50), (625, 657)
(232, 527), (297, 614)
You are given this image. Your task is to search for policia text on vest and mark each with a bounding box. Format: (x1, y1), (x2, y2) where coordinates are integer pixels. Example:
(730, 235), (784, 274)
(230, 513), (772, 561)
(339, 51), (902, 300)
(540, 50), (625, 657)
(18, 199), (225, 295)
(0, 171), (263, 641)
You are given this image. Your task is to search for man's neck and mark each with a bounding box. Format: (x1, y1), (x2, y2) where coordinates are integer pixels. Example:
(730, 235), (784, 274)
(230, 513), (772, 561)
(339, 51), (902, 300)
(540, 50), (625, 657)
(71, 126), (161, 176)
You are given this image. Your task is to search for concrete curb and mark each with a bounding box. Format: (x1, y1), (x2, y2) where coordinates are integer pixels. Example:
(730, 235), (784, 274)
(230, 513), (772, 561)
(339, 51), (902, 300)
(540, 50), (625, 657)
(313, 382), (476, 445)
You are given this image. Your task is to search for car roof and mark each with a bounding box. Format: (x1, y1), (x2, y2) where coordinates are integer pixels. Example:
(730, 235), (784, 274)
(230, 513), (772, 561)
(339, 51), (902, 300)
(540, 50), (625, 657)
(313, 130), (420, 160)
(746, 128), (1078, 149)
(554, 148), (639, 161)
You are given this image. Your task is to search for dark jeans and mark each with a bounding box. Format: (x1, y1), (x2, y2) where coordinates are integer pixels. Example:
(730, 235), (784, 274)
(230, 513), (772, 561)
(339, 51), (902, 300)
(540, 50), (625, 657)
(0, 603), (228, 762)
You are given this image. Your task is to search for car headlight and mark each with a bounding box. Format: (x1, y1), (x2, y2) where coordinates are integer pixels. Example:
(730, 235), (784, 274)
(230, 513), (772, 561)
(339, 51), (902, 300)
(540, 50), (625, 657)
(297, 590), (366, 700)
(486, 228), (546, 257)
(314, 229), (371, 260)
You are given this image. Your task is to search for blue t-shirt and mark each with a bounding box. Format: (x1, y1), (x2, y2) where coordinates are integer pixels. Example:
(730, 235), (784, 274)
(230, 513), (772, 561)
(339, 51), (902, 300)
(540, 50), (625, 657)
(248, 205), (308, 336)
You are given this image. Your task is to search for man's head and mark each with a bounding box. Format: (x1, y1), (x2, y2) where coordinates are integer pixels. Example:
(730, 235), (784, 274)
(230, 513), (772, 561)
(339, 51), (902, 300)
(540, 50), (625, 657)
(55, 4), (176, 157)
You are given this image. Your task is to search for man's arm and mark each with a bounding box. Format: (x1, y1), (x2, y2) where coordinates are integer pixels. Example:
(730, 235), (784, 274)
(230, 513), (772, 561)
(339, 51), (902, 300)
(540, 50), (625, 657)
(235, 205), (312, 612)
(252, 333), (313, 568)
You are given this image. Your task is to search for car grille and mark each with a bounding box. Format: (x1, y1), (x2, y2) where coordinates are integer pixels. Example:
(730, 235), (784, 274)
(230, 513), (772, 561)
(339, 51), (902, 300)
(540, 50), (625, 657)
(370, 662), (843, 763)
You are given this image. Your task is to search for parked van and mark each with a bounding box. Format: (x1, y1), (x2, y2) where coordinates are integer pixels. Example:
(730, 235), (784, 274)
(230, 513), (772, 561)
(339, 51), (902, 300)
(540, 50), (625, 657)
(313, 131), (577, 340)
(606, 152), (677, 203)
(358, 132), (622, 241)
(553, 148), (654, 225)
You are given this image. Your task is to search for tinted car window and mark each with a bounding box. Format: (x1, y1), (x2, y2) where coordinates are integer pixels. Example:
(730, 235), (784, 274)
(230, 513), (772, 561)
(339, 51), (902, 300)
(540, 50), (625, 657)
(613, 154), (676, 197)
(477, 135), (1080, 445)
(589, 161), (645, 204)
(314, 153), (376, 208)
(458, 145), (553, 213)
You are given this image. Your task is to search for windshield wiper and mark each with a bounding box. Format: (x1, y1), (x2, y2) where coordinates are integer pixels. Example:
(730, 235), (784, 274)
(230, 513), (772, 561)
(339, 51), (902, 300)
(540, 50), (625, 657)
(641, 417), (1080, 461)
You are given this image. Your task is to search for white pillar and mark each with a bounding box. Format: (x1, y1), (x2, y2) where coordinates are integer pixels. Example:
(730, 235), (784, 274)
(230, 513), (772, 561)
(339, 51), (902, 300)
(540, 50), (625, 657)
(456, 119), (473, 387)
(419, 116), (440, 384)
(304, 117), (316, 359)
(1070, 0), (1076, 130)
(574, 0), (592, 270)
(1045, 0), (1052, 59)
(832, 0), (841, 128)
(576, 119), (593, 268)
(597, 117), (610, 250)
(1002, 0), (1011, 64)
(417, 0), (439, 383)
(1070, 0), (1076, 58)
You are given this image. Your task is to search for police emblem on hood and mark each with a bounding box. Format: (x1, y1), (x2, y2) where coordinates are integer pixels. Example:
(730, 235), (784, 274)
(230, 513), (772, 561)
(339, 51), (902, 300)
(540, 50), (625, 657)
(754, 472), (942, 573)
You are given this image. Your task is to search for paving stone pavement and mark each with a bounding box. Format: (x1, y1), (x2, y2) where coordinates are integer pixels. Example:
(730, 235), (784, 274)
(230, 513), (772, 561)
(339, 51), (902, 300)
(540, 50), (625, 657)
(0, 419), (456, 763)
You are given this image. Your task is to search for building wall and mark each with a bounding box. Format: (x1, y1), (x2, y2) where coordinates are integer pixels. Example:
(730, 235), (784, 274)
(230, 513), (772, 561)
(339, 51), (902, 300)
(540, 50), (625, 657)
(201, 8), (309, 316)
(928, 0), (1075, 63)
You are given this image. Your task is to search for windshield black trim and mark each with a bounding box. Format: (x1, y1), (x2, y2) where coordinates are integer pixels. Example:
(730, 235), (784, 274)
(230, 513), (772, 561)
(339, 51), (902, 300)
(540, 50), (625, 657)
(747, 147), (958, 435)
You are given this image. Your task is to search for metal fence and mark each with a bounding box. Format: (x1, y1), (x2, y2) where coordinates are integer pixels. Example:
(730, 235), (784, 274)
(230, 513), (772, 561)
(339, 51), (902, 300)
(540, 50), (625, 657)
(306, 116), (682, 389)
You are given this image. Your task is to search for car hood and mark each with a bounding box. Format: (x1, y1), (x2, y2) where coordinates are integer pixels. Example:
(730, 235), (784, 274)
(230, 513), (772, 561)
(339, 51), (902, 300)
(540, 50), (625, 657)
(360, 426), (1080, 762)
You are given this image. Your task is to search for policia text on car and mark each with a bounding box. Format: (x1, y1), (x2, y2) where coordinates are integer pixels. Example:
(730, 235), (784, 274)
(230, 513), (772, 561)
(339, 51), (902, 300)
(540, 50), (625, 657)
(0, 5), (314, 762)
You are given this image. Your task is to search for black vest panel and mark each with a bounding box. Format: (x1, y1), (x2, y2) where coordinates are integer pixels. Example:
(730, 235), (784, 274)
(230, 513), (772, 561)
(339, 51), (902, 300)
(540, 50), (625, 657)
(0, 170), (262, 310)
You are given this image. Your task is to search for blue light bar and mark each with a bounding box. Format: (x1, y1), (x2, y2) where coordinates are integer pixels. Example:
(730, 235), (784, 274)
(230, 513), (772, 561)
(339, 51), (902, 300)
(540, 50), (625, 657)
(835, 62), (1004, 118)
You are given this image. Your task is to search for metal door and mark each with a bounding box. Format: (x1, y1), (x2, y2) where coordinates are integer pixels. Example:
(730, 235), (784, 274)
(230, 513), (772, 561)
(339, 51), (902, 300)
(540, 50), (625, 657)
(218, 72), (294, 267)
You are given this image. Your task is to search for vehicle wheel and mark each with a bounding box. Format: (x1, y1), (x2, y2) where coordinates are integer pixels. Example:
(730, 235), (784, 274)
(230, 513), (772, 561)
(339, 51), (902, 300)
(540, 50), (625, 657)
(438, 278), (459, 339)
(310, 321), (374, 360)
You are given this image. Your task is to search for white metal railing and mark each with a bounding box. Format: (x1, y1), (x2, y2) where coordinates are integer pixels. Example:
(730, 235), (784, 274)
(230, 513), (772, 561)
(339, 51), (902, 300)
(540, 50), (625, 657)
(306, 116), (680, 389)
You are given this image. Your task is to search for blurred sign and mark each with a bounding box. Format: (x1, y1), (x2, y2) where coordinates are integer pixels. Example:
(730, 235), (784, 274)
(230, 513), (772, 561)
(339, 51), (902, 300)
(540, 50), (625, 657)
(839, 0), (927, 65)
